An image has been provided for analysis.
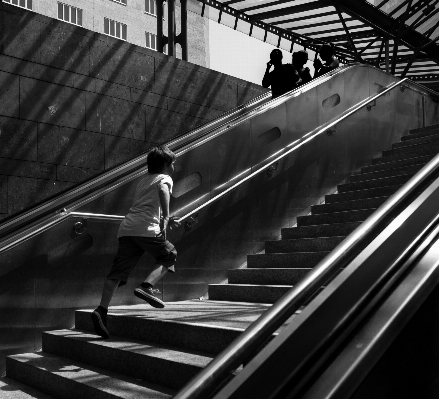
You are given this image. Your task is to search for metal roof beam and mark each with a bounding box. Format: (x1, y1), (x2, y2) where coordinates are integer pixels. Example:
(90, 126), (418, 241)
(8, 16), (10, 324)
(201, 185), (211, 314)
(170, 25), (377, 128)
(269, 11), (338, 26)
(335, 0), (439, 62)
(247, 2), (328, 22)
(391, 0), (414, 74)
(292, 25), (364, 37)
(333, 2), (363, 62)
(388, 0), (412, 17)
(325, 30), (376, 43)
(401, 17), (439, 77)
(277, 17), (355, 31)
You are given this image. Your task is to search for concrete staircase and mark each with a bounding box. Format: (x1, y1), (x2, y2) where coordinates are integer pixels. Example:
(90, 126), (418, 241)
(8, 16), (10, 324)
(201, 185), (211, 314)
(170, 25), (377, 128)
(209, 124), (439, 304)
(4, 124), (439, 398)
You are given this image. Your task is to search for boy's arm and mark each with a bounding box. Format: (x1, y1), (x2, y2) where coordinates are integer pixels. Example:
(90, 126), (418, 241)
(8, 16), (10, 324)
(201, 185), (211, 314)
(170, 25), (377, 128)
(158, 182), (171, 238)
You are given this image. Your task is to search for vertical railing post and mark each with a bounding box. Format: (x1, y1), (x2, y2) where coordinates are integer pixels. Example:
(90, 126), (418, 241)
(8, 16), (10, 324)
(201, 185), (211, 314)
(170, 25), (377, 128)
(385, 39), (390, 73)
(167, 0), (175, 56)
(157, 0), (164, 53)
(181, 0), (188, 61)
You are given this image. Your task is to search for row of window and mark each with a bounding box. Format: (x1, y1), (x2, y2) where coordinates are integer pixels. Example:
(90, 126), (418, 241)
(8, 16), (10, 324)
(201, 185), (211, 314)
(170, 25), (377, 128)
(58, 2), (82, 26)
(3, 0), (158, 16)
(112, 0), (157, 16)
(4, 0), (162, 50)
(3, 0), (32, 9)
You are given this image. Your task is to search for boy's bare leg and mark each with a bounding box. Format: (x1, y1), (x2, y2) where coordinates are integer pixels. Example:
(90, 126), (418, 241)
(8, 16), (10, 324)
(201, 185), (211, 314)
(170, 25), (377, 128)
(99, 278), (120, 309)
(142, 264), (168, 287)
(92, 278), (119, 338)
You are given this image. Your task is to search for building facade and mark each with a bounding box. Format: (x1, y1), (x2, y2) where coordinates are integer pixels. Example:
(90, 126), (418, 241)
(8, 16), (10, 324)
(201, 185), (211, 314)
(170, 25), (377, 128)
(2, 0), (210, 67)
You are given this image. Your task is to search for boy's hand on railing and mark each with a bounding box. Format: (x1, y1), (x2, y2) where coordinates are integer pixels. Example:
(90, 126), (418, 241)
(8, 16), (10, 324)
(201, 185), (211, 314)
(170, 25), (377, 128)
(169, 216), (180, 230)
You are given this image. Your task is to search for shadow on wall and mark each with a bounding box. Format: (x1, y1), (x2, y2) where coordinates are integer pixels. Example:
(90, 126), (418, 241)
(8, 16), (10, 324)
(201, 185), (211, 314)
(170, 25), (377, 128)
(0, 3), (267, 220)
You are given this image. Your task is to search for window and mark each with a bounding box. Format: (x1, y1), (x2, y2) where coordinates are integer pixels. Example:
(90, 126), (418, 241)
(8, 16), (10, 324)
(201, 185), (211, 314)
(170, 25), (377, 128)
(58, 3), (83, 26)
(145, 0), (156, 15)
(145, 32), (157, 50)
(2, 0), (32, 10)
(104, 18), (127, 40)
(145, 32), (167, 53)
(112, 0), (127, 5)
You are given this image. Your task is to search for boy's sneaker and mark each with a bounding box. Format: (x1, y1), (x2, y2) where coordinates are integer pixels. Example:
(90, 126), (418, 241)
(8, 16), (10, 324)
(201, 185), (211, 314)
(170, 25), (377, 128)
(134, 287), (165, 308)
(91, 307), (109, 339)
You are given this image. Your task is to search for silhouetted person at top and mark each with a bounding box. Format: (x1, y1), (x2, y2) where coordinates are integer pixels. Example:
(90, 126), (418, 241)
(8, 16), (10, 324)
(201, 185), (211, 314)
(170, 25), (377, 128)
(292, 50), (312, 85)
(313, 43), (340, 78)
(262, 49), (302, 98)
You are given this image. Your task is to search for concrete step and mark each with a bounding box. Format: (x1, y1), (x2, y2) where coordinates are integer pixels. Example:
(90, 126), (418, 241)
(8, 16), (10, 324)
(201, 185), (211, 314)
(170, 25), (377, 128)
(338, 174), (411, 193)
(0, 377), (55, 399)
(325, 185), (402, 203)
(75, 301), (270, 356)
(350, 164), (423, 183)
(382, 141), (439, 156)
(228, 268), (311, 285)
(6, 352), (175, 399)
(373, 147), (439, 164)
(209, 284), (292, 304)
(407, 124), (439, 138)
(312, 197), (387, 214)
(281, 222), (361, 239)
(361, 154), (433, 173)
(247, 252), (329, 268)
(42, 329), (212, 391)
(395, 133), (439, 147)
(266, 236), (345, 253)
(297, 209), (376, 227)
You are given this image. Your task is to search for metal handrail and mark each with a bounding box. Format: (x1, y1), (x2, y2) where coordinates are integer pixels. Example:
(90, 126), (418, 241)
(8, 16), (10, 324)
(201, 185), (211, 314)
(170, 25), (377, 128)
(0, 64), (360, 254)
(175, 78), (409, 223)
(2, 72), (436, 256)
(70, 212), (125, 221)
(171, 76), (439, 399)
(2, 69), (437, 257)
(0, 84), (271, 239)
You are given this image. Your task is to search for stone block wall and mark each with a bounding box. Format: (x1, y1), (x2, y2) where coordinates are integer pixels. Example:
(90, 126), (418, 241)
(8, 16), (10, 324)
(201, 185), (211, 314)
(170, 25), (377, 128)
(0, 3), (268, 221)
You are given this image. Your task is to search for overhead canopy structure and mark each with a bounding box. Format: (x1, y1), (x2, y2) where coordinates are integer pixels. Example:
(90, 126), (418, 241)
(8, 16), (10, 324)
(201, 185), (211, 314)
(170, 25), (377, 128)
(192, 0), (439, 91)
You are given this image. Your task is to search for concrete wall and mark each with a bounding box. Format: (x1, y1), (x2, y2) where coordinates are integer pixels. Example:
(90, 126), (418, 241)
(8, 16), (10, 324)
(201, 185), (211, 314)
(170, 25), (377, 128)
(0, 2), (268, 221)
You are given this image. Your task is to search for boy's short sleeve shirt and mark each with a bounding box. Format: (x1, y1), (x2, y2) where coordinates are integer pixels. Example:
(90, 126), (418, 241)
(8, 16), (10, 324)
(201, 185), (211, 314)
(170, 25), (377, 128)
(117, 173), (173, 238)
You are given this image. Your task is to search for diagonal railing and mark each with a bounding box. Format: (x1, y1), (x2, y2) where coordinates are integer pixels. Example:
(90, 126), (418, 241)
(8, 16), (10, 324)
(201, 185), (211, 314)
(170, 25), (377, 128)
(0, 64), (359, 255)
(171, 77), (439, 399)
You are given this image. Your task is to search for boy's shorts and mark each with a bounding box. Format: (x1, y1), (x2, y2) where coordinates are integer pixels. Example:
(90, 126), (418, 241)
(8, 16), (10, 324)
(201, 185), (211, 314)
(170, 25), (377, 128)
(107, 236), (177, 287)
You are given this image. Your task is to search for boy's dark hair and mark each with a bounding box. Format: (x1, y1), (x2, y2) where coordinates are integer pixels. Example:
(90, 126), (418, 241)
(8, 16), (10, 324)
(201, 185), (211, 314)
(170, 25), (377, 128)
(147, 146), (176, 174)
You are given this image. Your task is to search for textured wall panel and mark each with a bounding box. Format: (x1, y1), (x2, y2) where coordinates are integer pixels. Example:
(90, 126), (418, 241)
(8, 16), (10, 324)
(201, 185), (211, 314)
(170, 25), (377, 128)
(0, 117), (38, 162)
(39, 20), (90, 75)
(145, 106), (189, 144)
(7, 176), (73, 215)
(85, 92), (146, 140)
(20, 77), (86, 129)
(1, 6), (42, 64)
(0, 71), (19, 118)
(104, 135), (151, 169)
(37, 124), (105, 170)
(0, 175), (7, 213)
(56, 165), (99, 183)
(0, 159), (56, 180)
(237, 83), (266, 105)
(190, 104), (224, 120)
(130, 88), (167, 109)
